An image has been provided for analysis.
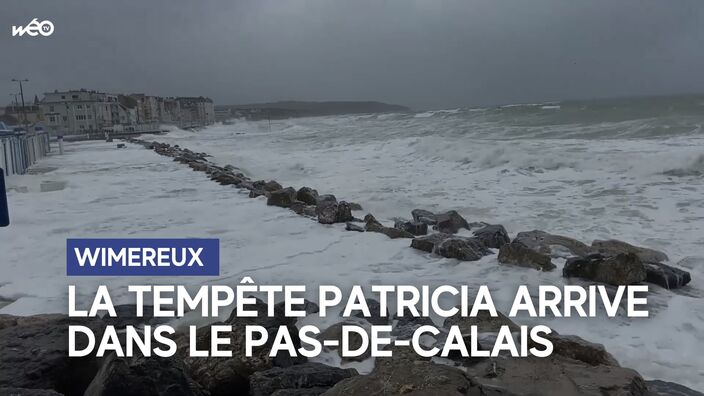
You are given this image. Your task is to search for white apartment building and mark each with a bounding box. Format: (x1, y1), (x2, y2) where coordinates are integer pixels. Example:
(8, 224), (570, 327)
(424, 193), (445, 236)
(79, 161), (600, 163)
(176, 97), (215, 128)
(40, 89), (136, 136)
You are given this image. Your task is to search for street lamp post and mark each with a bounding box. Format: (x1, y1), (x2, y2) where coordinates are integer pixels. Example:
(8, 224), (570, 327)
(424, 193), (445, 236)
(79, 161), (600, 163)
(11, 79), (29, 132)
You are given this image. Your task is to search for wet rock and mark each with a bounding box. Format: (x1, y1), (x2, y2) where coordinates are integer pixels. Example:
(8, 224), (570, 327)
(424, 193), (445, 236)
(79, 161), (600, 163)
(410, 233), (452, 253)
(473, 224), (511, 249)
(249, 363), (358, 396)
(364, 214), (414, 239)
(444, 307), (519, 334)
(563, 253), (647, 285)
(514, 230), (591, 258)
(392, 315), (434, 340)
(336, 202), (354, 223)
(263, 180), (284, 192)
(296, 187), (319, 206)
(435, 237), (491, 261)
(643, 262), (691, 289)
(211, 172), (243, 186)
(180, 300), (305, 396)
(433, 210), (470, 234)
(498, 242), (556, 271)
(290, 202), (317, 217)
(411, 209), (438, 225)
(316, 201), (339, 224)
(268, 187), (298, 208)
(84, 353), (206, 396)
(317, 200), (354, 224)
(323, 358), (474, 395)
(646, 380), (703, 396)
(465, 355), (647, 396)
(591, 239), (669, 263)
(547, 334), (619, 366)
(394, 220), (428, 236)
(345, 298), (388, 326)
(316, 194), (337, 205)
(188, 161), (209, 172)
(0, 314), (106, 396)
(345, 222), (365, 232)
(102, 304), (168, 328)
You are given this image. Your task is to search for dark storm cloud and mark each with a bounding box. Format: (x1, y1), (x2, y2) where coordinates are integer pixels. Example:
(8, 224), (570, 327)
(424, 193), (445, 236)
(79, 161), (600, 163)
(2, 0), (703, 109)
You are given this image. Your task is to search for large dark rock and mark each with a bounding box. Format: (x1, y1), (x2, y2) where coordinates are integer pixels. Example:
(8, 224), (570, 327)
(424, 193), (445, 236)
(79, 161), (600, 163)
(290, 202), (317, 217)
(322, 358), (474, 395)
(435, 237), (491, 261)
(498, 242), (556, 271)
(335, 202), (354, 223)
(646, 380), (703, 396)
(433, 210), (470, 234)
(316, 201), (339, 224)
(410, 233), (452, 253)
(296, 187), (319, 206)
(102, 304), (167, 328)
(249, 363), (358, 396)
(514, 230), (591, 258)
(546, 334), (619, 366)
(364, 214), (414, 239)
(392, 315), (435, 340)
(346, 298), (388, 326)
(263, 180), (284, 192)
(316, 200), (354, 224)
(84, 354), (206, 396)
(268, 187), (298, 208)
(465, 355), (648, 396)
(394, 220), (428, 236)
(473, 224), (511, 249)
(179, 300), (305, 396)
(411, 209), (438, 225)
(563, 253), (647, 285)
(644, 262), (691, 289)
(592, 239), (669, 263)
(316, 194), (337, 206)
(444, 307), (519, 334)
(0, 314), (106, 396)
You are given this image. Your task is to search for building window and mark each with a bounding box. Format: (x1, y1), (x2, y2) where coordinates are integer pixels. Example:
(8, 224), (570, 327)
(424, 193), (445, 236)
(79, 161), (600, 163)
(61, 95), (65, 99)
(76, 105), (82, 109)
(72, 95), (78, 99)
(49, 106), (54, 112)
(49, 116), (56, 122)
(75, 115), (87, 120)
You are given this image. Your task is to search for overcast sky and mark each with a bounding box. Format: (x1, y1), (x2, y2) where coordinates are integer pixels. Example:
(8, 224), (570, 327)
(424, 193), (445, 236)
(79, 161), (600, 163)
(2, 0), (704, 109)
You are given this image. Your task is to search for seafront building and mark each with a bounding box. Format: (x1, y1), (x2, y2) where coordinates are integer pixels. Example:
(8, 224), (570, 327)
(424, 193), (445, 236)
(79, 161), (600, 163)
(32, 89), (216, 136)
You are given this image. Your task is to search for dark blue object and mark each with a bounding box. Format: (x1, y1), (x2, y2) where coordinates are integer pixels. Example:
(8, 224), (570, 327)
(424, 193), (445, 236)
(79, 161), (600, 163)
(0, 170), (8, 227)
(66, 239), (220, 276)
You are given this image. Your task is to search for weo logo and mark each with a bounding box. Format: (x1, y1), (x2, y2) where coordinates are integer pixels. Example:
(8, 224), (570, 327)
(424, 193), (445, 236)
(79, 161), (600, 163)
(12, 18), (54, 37)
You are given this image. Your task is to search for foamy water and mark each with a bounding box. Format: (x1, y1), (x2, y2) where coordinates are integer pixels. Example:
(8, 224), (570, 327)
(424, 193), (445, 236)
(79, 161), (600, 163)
(1, 95), (703, 390)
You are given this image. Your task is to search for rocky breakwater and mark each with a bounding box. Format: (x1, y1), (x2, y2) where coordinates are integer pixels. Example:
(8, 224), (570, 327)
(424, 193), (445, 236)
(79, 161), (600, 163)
(131, 138), (694, 290)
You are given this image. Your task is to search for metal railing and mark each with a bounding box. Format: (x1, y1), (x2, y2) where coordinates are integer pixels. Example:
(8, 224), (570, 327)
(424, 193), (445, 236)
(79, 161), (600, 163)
(0, 132), (51, 176)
